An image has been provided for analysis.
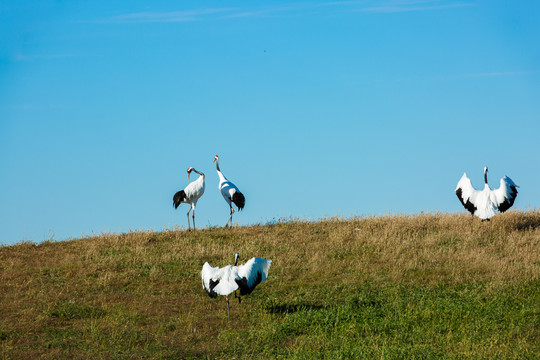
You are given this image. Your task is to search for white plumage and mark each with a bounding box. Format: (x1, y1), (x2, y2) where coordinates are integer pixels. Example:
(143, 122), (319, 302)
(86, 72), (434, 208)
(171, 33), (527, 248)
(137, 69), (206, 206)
(213, 155), (245, 227)
(455, 166), (518, 221)
(173, 167), (205, 230)
(201, 254), (271, 298)
(201, 253), (271, 319)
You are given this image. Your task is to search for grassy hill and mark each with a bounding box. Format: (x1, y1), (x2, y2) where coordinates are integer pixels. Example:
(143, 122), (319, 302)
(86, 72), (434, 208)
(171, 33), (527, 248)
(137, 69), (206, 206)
(1, 211), (539, 359)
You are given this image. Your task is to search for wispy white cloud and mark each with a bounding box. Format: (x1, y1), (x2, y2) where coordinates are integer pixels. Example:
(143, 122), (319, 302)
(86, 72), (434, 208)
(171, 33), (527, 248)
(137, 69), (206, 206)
(93, 8), (235, 24)
(91, 0), (474, 24)
(311, 0), (475, 13)
(223, 4), (309, 19)
(354, 2), (474, 14)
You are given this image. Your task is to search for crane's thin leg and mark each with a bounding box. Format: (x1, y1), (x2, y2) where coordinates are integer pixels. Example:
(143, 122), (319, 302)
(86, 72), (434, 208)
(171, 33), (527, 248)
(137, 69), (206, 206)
(225, 206), (235, 228)
(191, 203), (197, 231)
(226, 297), (230, 320)
(186, 209), (191, 231)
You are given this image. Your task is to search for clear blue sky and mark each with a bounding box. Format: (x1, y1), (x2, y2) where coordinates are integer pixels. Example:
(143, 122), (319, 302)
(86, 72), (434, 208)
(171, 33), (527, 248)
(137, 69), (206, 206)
(1, 0), (539, 245)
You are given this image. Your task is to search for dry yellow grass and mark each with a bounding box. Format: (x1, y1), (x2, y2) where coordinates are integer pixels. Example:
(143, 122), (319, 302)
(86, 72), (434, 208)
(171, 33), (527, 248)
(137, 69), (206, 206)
(1, 210), (539, 358)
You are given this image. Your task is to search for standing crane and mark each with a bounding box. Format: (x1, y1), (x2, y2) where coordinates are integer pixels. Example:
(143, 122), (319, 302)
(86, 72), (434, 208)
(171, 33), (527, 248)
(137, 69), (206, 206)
(201, 253), (272, 319)
(455, 166), (518, 221)
(213, 155), (245, 227)
(173, 167), (205, 230)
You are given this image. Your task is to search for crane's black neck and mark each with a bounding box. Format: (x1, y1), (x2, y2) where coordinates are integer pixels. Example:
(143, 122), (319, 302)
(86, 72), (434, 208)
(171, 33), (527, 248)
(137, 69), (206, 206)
(191, 169), (204, 177)
(215, 158), (221, 172)
(484, 171), (488, 184)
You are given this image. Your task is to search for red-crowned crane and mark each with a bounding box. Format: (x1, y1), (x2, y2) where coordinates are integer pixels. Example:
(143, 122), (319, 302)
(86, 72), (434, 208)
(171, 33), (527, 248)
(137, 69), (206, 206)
(213, 155), (245, 227)
(201, 253), (271, 319)
(455, 166), (519, 221)
(173, 167), (205, 230)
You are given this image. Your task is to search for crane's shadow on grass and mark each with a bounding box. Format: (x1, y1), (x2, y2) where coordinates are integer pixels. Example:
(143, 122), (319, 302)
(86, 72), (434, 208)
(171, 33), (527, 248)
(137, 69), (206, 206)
(513, 216), (540, 231)
(265, 292), (385, 315)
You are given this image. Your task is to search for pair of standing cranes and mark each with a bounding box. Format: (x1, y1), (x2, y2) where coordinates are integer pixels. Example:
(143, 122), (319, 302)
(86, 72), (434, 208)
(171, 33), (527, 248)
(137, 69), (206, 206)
(173, 155), (245, 230)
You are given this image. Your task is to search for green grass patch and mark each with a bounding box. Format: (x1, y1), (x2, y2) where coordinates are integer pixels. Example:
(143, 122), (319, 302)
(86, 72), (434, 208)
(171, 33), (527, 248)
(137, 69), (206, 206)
(48, 301), (106, 321)
(218, 281), (539, 359)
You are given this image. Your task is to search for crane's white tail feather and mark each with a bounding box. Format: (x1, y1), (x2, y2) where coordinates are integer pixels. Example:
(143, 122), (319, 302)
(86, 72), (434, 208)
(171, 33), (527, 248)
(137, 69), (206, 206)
(173, 190), (186, 209)
(232, 192), (245, 210)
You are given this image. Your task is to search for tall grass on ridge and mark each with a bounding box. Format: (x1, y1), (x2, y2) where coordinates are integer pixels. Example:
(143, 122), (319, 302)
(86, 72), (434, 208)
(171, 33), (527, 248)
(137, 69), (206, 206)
(1, 211), (539, 358)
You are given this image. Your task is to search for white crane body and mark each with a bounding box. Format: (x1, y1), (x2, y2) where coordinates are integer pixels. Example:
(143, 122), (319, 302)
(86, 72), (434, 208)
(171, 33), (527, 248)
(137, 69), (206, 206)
(183, 176), (205, 203)
(213, 155), (245, 227)
(218, 173), (241, 207)
(173, 168), (205, 230)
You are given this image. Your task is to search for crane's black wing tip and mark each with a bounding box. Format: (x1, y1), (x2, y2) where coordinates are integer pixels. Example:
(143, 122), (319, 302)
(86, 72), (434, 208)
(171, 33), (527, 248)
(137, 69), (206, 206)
(456, 188), (476, 215)
(498, 185), (518, 213)
(173, 190), (186, 209)
(204, 279), (219, 298)
(235, 271), (262, 296)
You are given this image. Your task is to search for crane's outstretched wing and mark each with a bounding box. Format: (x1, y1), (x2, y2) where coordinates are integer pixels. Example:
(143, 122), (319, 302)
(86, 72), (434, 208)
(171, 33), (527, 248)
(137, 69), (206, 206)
(455, 173), (480, 215)
(493, 176), (518, 213)
(201, 262), (223, 298)
(235, 257), (272, 296)
(210, 265), (240, 296)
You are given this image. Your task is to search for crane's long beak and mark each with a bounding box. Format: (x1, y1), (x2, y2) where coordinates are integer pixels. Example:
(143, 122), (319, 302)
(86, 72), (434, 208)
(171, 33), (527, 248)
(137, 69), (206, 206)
(187, 172), (190, 182)
(212, 158), (216, 164)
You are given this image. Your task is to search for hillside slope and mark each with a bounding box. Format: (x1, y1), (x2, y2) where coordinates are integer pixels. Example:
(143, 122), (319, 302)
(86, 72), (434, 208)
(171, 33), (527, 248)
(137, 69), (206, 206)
(1, 211), (539, 359)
